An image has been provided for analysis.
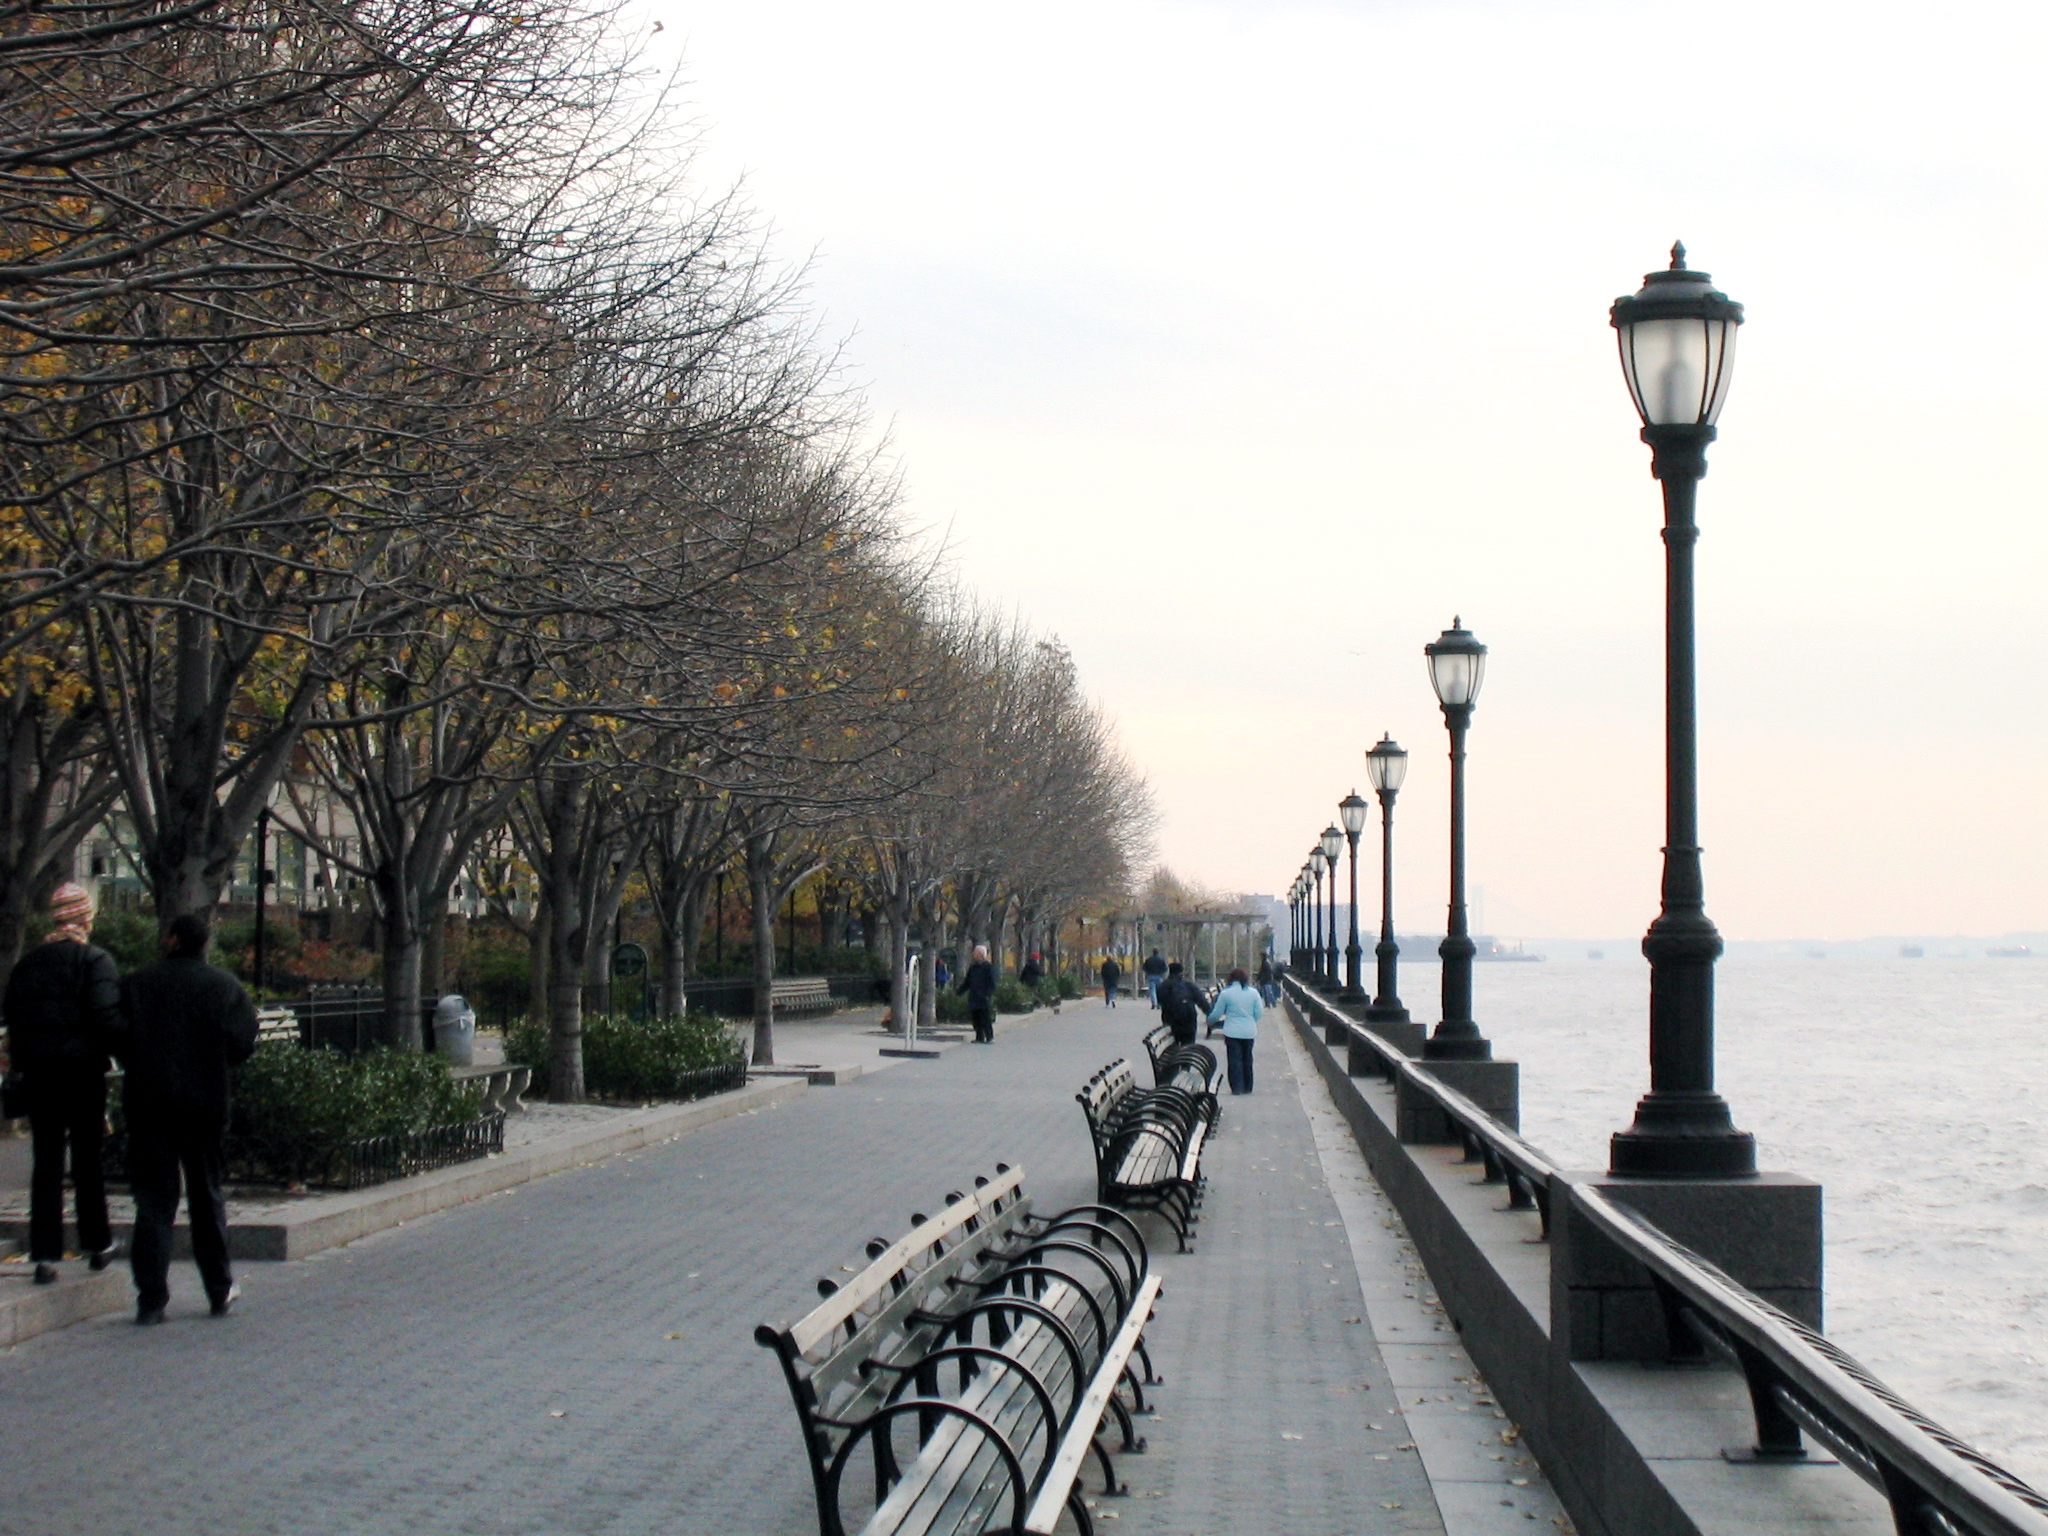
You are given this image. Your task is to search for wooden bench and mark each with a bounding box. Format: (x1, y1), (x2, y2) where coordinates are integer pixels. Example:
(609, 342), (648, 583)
(1078, 1060), (1209, 1252)
(757, 1165), (1163, 1536)
(772, 977), (839, 1017)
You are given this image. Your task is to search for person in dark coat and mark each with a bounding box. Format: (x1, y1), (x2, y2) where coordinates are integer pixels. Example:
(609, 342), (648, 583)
(1018, 952), (1043, 990)
(112, 913), (258, 1324)
(1142, 949), (1168, 1009)
(1098, 955), (1122, 1007)
(1257, 955), (1278, 1006)
(1156, 962), (1205, 1047)
(3, 881), (121, 1285)
(956, 943), (997, 1044)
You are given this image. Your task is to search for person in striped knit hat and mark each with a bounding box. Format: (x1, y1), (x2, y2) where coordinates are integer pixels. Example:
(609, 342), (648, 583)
(3, 881), (122, 1284)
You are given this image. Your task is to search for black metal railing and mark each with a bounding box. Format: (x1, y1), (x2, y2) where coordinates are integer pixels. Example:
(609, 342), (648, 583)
(226, 1112), (508, 1191)
(1282, 974), (2048, 1536)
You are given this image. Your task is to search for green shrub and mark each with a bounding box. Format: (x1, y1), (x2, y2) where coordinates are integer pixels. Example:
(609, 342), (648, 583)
(1055, 974), (1081, 999)
(506, 1011), (744, 1102)
(90, 908), (158, 972)
(216, 917), (303, 984)
(993, 978), (1034, 1014)
(225, 1042), (483, 1181)
(934, 989), (969, 1023)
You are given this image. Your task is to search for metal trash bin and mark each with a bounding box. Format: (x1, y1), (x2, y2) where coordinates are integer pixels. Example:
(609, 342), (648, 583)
(434, 994), (477, 1066)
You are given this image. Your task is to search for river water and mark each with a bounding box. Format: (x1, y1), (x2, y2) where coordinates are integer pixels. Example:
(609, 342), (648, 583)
(1402, 954), (2048, 1487)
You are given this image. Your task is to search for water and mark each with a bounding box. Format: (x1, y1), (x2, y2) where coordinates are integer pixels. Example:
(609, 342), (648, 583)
(1411, 954), (2048, 1487)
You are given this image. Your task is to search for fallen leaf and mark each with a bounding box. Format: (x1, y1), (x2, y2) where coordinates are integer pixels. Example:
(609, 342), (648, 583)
(1281, 1432), (1305, 1440)
(549, 1411), (567, 1418)
(663, 1333), (682, 1341)
(1511, 1478), (1530, 1486)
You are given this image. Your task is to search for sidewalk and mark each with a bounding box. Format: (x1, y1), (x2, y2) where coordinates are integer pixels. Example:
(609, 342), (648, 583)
(1, 996), (1564, 1535)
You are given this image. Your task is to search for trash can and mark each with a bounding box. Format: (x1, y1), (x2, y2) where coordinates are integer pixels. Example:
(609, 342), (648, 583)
(434, 994), (477, 1067)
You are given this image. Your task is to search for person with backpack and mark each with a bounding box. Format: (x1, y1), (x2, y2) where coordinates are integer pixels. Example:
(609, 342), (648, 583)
(3, 882), (121, 1286)
(1156, 962), (1205, 1046)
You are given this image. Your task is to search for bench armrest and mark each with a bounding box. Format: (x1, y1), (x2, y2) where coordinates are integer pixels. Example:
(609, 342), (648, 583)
(1021, 1272), (1163, 1535)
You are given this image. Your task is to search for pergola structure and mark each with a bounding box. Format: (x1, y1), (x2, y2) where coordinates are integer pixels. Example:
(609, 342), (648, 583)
(1106, 909), (1270, 982)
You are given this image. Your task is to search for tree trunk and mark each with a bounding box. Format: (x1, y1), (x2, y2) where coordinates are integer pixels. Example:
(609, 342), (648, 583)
(421, 902), (447, 1005)
(888, 900), (911, 1036)
(916, 933), (938, 1035)
(747, 837), (777, 1066)
(528, 898), (551, 1025)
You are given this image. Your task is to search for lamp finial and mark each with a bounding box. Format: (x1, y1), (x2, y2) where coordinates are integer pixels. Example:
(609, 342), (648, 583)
(1670, 241), (1688, 270)
(1452, 614), (1462, 628)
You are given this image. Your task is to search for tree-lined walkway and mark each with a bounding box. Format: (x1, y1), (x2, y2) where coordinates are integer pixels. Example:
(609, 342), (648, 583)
(0, 998), (1518, 1535)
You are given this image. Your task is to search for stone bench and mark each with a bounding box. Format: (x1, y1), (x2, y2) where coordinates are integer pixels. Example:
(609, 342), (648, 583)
(450, 1064), (530, 1117)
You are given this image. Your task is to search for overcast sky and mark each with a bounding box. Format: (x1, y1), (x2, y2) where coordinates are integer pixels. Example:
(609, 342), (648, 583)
(636, 0), (2048, 941)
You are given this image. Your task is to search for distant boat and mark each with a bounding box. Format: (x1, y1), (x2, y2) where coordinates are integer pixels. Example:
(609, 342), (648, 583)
(1899, 944), (1924, 958)
(1474, 937), (1544, 962)
(1587, 949), (1605, 960)
(1988, 945), (2033, 958)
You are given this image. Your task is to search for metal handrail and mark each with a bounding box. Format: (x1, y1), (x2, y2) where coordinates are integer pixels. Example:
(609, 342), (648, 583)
(1281, 973), (2048, 1536)
(1575, 1189), (2048, 1536)
(1286, 977), (1558, 1231)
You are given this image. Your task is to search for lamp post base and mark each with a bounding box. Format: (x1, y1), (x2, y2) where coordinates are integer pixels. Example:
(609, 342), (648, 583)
(1422, 1030), (1492, 1061)
(1608, 1090), (1757, 1177)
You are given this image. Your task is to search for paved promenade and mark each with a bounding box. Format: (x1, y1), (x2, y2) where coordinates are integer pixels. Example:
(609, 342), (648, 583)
(0, 996), (1560, 1535)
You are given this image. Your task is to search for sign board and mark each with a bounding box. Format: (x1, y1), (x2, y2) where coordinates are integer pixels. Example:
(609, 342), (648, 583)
(612, 941), (647, 978)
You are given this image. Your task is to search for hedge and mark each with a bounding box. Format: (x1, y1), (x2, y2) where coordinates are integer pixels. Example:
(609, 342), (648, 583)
(507, 1011), (745, 1102)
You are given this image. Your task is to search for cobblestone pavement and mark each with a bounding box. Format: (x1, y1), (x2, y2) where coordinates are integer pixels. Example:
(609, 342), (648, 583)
(0, 996), (1537, 1535)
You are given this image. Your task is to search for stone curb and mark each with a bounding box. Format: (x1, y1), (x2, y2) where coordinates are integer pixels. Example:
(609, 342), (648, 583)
(0, 1075), (807, 1347)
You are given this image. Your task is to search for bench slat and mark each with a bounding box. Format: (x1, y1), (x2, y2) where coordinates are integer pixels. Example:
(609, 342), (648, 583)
(1022, 1271), (1164, 1535)
(789, 1166), (1026, 1356)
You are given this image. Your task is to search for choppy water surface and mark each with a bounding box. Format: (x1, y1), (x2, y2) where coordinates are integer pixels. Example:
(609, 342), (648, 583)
(1429, 955), (2048, 1486)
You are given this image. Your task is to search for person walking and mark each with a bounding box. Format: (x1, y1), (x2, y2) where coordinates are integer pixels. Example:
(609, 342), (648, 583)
(1142, 948), (1167, 1009)
(112, 914), (258, 1324)
(1257, 955), (1278, 1007)
(956, 943), (997, 1044)
(1098, 954), (1122, 1007)
(1208, 967), (1264, 1095)
(1018, 952), (1043, 990)
(1156, 962), (1205, 1047)
(3, 882), (121, 1285)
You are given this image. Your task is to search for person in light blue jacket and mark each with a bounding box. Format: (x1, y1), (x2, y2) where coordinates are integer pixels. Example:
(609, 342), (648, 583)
(1207, 967), (1264, 1095)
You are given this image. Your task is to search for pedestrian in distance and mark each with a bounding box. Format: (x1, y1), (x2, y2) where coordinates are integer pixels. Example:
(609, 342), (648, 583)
(956, 943), (997, 1044)
(1142, 948), (1167, 1009)
(3, 881), (121, 1285)
(1098, 954), (1122, 1007)
(934, 955), (951, 990)
(1156, 962), (1205, 1047)
(1257, 955), (1278, 1007)
(112, 914), (258, 1324)
(1019, 952), (1043, 990)
(1209, 967), (1264, 1095)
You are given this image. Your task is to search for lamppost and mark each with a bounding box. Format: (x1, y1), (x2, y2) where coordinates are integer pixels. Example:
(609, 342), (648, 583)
(1364, 735), (1410, 1025)
(1290, 876), (1304, 968)
(1607, 244), (1756, 1179)
(1338, 798), (1368, 1002)
(1424, 619), (1491, 1060)
(1309, 847), (1327, 980)
(1319, 825), (1344, 982)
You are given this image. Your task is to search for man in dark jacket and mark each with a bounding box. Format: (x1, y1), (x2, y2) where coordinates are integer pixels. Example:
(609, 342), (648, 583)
(956, 943), (997, 1044)
(113, 914), (258, 1324)
(3, 881), (121, 1285)
(1099, 955), (1122, 1007)
(1142, 949), (1167, 1009)
(1157, 962), (1205, 1047)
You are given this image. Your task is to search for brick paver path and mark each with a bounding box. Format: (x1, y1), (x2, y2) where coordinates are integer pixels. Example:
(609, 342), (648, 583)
(1, 997), (1460, 1535)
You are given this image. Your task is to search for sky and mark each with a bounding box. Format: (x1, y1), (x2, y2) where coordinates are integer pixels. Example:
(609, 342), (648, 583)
(631, 0), (2048, 941)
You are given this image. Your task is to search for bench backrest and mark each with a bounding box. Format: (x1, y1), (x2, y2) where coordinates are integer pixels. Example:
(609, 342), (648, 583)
(756, 1165), (1037, 1514)
(1076, 1060), (1137, 1142)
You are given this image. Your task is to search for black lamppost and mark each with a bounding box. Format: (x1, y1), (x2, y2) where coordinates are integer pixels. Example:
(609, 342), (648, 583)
(1319, 825), (1344, 981)
(1291, 875), (1306, 968)
(1338, 795), (1368, 1002)
(1607, 244), (1756, 1179)
(1309, 848), (1327, 979)
(1424, 619), (1491, 1060)
(1364, 735), (1410, 1025)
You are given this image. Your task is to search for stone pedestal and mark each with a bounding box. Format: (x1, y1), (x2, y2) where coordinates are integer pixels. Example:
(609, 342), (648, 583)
(1550, 1170), (1823, 1362)
(1397, 1058), (1519, 1139)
